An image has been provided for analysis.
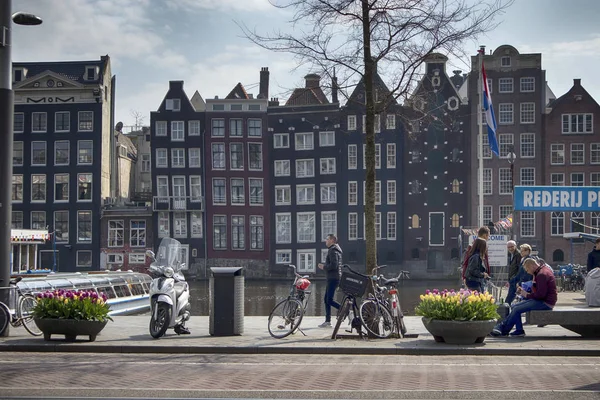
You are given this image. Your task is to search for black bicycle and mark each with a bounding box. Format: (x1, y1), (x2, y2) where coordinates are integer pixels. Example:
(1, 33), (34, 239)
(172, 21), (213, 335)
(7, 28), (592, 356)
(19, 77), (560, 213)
(0, 277), (42, 336)
(267, 264), (312, 338)
(331, 264), (370, 340)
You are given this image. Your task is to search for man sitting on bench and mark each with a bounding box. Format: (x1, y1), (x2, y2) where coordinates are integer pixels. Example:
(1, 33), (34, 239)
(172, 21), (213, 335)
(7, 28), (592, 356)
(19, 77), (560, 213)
(491, 257), (558, 337)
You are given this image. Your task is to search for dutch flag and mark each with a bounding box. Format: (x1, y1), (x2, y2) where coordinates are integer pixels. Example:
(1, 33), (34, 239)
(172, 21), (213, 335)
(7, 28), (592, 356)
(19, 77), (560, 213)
(482, 62), (499, 156)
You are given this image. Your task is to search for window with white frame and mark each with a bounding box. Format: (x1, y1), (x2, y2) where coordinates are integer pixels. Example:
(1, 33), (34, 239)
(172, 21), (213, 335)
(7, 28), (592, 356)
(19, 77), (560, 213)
(373, 212), (382, 240)
(212, 143), (225, 169)
(31, 174), (46, 202)
(55, 174), (69, 202)
(520, 133), (535, 158)
(248, 119), (262, 137)
(230, 143), (243, 170)
(591, 172), (600, 186)
(191, 212), (203, 238)
(551, 173), (564, 186)
(591, 212), (600, 234)
(551, 144), (565, 165)
(501, 56), (511, 67)
(130, 220), (146, 247)
(171, 148), (185, 168)
(78, 141), (93, 165)
(297, 212), (315, 243)
(321, 249), (328, 264)
(13, 141), (23, 166)
(483, 168), (492, 195)
(188, 120), (200, 136)
(571, 172), (584, 186)
(31, 211), (46, 230)
(296, 159), (314, 178)
(249, 179), (263, 205)
(189, 176), (202, 202)
(361, 180), (382, 204)
(32, 112), (47, 132)
(13, 112), (24, 133)
(213, 215), (227, 249)
(347, 115), (357, 131)
(571, 143), (584, 165)
(212, 119), (225, 137)
(348, 144), (357, 169)
(250, 216), (264, 250)
(320, 184), (337, 204)
(498, 78), (513, 93)
(387, 180), (396, 204)
(499, 168), (512, 195)
(375, 143), (381, 169)
(386, 114), (396, 130)
(230, 178), (245, 205)
(591, 143), (600, 164)
(478, 134), (492, 159)
(108, 220), (124, 247)
(77, 210), (92, 243)
(498, 103), (514, 124)
(274, 133), (289, 148)
(321, 211), (337, 240)
(276, 250), (292, 264)
(274, 160), (290, 176)
(107, 254), (123, 266)
(172, 176), (186, 200)
(295, 132), (314, 150)
(174, 212), (188, 238)
(275, 185), (291, 205)
(229, 118), (242, 137)
(486, 78), (493, 93)
(171, 121), (184, 141)
(374, 114), (381, 133)
(54, 210), (69, 242)
(498, 133), (514, 158)
(571, 212), (585, 233)
(551, 212), (564, 236)
(520, 168), (535, 185)
(212, 178), (226, 205)
(387, 143), (396, 168)
(155, 121), (167, 136)
(562, 114), (593, 134)
(296, 185), (315, 205)
(55, 111), (70, 132)
(520, 77), (535, 92)
(319, 131), (335, 147)
(165, 98), (180, 111)
(76, 251), (92, 268)
(141, 154), (150, 172)
(156, 148), (167, 168)
(31, 141), (46, 166)
(78, 173), (92, 201)
(520, 103), (535, 124)
(187, 148), (200, 168)
(297, 250), (316, 273)
(477, 206), (492, 227)
(348, 213), (358, 240)
(348, 181), (358, 205)
(156, 176), (169, 200)
(499, 205), (512, 219)
(276, 213), (292, 243)
(387, 212), (396, 240)
(320, 158), (336, 174)
(158, 212), (169, 238)
(129, 254), (146, 264)
(231, 216), (245, 249)
(248, 143), (263, 170)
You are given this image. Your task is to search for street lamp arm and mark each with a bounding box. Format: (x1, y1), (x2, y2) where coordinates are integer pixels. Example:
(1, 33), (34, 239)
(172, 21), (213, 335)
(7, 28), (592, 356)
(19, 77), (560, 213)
(12, 12), (42, 25)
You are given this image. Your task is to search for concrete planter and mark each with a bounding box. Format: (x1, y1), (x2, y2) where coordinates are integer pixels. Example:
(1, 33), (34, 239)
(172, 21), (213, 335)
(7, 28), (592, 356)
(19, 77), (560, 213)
(34, 318), (108, 342)
(421, 318), (496, 344)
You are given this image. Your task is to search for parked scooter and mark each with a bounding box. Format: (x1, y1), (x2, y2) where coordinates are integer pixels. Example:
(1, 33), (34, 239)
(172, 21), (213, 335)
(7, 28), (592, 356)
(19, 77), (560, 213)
(145, 237), (191, 338)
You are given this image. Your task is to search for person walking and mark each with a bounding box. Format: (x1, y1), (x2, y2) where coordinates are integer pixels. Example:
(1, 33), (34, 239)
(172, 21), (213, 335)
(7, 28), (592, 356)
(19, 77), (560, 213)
(461, 226), (491, 283)
(504, 240), (522, 304)
(317, 234), (342, 328)
(465, 238), (490, 292)
(586, 238), (600, 273)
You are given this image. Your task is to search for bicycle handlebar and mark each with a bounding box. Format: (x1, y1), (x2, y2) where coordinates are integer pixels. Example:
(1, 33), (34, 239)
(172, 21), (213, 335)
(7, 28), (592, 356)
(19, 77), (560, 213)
(286, 264), (308, 279)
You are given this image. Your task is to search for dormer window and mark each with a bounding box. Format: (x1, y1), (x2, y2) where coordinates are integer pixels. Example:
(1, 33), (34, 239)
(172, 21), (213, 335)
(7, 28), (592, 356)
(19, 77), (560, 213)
(84, 66), (97, 81)
(501, 56), (511, 67)
(165, 99), (181, 111)
(12, 68), (27, 82)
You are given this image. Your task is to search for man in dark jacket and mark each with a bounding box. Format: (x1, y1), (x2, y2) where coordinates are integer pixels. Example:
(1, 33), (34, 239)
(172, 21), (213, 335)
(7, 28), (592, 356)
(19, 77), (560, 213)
(587, 238), (600, 273)
(504, 240), (522, 304)
(317, 234), (342, 328)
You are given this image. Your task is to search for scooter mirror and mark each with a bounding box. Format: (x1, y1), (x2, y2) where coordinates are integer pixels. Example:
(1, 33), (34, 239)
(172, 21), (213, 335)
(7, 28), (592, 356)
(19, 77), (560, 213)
(145, 250), (156, 260)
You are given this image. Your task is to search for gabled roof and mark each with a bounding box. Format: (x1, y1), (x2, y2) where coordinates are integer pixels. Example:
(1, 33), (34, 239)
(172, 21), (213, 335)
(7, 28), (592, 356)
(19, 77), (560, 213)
(547, 79), (600, 111)
(190, 90), (206, 111)
(12, 56), (109, 84)
(226, 83), (250, 99)
(345, 70), (396, 108)
(285, 87), (329, 106)
(13, 70), (85, 90)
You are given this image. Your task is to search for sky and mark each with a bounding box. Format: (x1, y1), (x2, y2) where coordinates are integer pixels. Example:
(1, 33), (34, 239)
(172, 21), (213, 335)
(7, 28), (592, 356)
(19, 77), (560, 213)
(11, 0), (600, 128)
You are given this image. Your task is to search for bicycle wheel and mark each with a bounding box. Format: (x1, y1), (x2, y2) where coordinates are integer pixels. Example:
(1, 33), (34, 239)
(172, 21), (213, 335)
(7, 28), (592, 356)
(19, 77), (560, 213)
(359, 299), (394, 338)
(331, 297), (350, 339)
(19, 294), (42, 336)
(268, 298), (304, 339)
(0, 303), (10, 337)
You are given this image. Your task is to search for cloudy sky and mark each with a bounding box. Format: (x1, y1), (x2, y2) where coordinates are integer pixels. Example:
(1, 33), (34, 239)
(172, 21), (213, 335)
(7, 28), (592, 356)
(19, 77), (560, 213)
(11, 0), (600, 128)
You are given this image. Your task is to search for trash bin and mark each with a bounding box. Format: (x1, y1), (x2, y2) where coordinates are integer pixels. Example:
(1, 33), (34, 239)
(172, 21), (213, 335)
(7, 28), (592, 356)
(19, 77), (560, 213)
(209, 267), (244, 336)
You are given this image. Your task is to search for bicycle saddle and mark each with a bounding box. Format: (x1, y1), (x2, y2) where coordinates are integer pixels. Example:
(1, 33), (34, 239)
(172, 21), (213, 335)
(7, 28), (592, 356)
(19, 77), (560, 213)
(381, 277), (399, 285)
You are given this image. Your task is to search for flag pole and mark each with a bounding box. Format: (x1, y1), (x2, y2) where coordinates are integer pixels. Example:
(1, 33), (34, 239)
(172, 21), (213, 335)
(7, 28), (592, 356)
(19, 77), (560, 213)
(478, 45), (485, 228)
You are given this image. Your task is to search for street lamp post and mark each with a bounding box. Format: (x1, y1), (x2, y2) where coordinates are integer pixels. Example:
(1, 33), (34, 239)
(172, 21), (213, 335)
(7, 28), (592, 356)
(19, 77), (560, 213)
(0, 1), (41, 336)
(507, 146), (517, 241)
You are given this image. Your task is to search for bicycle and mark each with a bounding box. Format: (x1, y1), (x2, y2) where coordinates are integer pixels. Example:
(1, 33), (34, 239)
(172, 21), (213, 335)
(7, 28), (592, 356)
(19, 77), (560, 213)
(358, 265), (395, 339)
(267, 264), (312, 338)
(331, 264), (370, 340)
(0, 276), (42, 336)
(371, 267), (409, 338)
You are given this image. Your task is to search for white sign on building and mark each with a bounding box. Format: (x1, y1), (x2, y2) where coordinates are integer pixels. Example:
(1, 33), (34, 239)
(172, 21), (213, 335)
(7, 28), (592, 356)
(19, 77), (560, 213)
(469, 235), (508, 267)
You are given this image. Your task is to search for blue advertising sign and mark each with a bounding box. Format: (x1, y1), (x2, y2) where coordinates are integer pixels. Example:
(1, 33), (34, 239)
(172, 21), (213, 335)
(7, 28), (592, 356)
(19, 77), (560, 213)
(514, 186), (600, 211)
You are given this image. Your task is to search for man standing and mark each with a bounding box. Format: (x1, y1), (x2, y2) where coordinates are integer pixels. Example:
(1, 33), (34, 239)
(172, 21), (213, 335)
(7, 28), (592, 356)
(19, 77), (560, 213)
(317, 234), (342, 328)
(504, 240), (522, 304)
(586, 238), (600, 273)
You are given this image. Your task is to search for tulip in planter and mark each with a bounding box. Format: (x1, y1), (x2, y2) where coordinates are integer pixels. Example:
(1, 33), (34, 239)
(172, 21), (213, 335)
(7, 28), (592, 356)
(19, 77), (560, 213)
(32, 289), (113, 342)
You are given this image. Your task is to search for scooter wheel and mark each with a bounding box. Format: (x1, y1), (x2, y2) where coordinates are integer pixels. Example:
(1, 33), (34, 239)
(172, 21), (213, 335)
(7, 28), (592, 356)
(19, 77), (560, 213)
(149, 303), (171, 339)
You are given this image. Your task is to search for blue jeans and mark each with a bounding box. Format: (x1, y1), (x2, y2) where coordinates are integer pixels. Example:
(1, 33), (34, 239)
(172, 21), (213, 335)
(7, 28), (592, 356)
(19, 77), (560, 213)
(465, 279), (483, 293)
(505, 281), (517, 304)
(496, 299), (551, 334)
(324, 279), (340, 322)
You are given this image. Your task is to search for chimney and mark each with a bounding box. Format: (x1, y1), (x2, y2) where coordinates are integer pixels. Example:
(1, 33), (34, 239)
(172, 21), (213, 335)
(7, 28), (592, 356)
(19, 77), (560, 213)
(332, 75), (338, 103)
(574, 78), (581, 86)
(259, 67), (269, 99)
(305, 74), (321, 89)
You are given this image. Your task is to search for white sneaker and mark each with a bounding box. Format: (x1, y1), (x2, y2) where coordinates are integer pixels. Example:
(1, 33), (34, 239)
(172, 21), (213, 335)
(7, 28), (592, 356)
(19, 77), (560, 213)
(318, 321), (332, 328)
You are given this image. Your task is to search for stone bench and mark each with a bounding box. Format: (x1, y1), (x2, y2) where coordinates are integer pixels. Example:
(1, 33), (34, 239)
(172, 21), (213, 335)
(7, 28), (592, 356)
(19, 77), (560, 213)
(526, 305), (600, 338)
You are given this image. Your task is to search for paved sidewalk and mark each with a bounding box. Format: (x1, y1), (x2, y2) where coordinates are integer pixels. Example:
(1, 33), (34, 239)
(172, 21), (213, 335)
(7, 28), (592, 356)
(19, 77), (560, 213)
(1, 314), (599, 356)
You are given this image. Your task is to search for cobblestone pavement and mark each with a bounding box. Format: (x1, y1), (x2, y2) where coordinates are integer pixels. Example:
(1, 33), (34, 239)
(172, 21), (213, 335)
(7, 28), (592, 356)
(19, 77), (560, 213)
(1, 353), (599, 398)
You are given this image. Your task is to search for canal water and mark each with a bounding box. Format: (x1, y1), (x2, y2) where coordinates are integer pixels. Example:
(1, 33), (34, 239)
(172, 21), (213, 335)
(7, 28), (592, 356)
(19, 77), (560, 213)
(188, 279), (459, 316)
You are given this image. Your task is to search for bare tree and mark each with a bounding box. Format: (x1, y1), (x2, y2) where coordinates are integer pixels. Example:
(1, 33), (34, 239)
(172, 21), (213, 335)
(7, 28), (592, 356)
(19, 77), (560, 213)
(130, 109), (145, 131)
(240, 0), (513, 275)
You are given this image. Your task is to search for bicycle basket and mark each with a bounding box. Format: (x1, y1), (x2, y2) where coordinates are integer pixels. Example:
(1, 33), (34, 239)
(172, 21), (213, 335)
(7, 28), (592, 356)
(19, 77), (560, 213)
(339, 270), (368, 297)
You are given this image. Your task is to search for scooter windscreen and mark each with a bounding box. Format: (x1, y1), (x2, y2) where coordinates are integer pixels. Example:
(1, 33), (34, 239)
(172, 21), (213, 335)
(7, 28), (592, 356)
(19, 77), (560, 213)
(153, 238), (183, 272)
